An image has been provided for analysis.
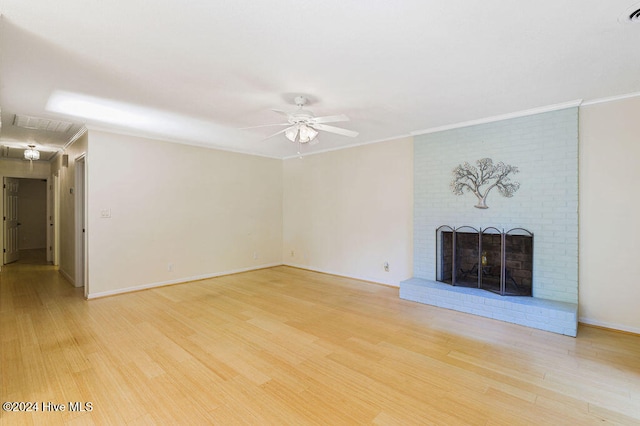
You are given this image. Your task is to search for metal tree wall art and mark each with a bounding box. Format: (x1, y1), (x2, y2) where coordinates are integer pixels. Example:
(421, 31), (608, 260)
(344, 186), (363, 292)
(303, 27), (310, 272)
(450, 158), (520, 209)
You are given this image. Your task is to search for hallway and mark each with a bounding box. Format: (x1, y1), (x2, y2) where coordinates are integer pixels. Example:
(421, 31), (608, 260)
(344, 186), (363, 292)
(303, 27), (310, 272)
(14, 248), (49, 265)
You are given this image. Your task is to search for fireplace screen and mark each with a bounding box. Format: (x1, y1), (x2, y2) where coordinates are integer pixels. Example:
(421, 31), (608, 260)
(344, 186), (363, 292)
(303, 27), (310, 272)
(436, 226), (533, 296)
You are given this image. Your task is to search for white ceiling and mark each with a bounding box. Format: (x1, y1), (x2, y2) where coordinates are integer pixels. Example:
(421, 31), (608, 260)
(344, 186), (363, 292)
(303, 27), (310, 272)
(1, 1), (639, 160)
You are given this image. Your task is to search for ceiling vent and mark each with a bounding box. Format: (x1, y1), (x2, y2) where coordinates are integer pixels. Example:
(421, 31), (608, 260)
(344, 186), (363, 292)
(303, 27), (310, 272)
(13, 114), (73, 133)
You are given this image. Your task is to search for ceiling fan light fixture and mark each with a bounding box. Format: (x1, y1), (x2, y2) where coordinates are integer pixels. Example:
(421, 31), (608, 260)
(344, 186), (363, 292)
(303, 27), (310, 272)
(255, 95), (357, 147)
(24, 145), (40, 161)
(298, 124), (318, 143)
(284, 126), (299, 142)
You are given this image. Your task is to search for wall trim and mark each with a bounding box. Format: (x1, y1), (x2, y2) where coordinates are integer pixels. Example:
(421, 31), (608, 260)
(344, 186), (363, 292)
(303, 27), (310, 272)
(86, 263), (282, 299)
(581, 91), (640, 107)
(66, 126), (88, 148)
(411, 100), (583, 136)
(80, 91), (640, 161)
(579, 317), (640, 336)
(281, 135), (413, 160)
(283, 262), (401, 288)
(84, 124), (282, 160)
(59, 268), (74, 286)
(83, 261), (639, 335)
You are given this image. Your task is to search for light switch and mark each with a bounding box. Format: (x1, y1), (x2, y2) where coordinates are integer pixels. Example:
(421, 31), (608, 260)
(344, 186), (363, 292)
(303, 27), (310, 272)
(100, 209), (111, 218)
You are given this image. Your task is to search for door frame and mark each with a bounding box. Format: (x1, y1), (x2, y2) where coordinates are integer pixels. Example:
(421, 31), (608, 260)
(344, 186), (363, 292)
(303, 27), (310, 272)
(46, 176), (53, 263)
(53, 171), (61, 266)
(3, 177), (20, 264)
(74, 154), (88, 295)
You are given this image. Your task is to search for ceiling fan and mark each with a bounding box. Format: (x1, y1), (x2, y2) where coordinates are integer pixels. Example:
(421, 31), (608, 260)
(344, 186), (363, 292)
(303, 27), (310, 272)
(246, 96), (359, 145)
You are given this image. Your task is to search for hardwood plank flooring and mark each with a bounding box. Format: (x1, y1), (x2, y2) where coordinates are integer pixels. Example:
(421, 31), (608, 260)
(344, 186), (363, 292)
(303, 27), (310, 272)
(1, 261), (639, 425)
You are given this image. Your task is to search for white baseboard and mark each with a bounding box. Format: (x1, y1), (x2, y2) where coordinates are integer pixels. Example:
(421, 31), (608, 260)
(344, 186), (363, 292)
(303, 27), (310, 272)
(86, 263), (282, 299)
(579, 316), (640, 335)
(83, 262), (640, 336)
(59, 268), (75, 286)
(283, 262), (400, 288)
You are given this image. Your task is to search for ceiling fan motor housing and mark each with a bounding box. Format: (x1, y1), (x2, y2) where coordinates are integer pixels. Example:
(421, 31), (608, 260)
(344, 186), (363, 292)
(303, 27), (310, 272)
(294, 96), (309, 106)
(288, 110), (315, 124)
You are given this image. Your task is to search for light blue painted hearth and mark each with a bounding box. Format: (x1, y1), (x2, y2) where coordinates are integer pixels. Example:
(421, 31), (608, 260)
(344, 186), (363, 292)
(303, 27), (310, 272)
(407, 107), (579, 336)
(400, 278), (578, 336)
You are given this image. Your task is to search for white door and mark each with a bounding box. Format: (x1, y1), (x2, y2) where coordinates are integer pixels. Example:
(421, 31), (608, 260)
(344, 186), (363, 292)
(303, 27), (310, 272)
(3, 177), (20, 264)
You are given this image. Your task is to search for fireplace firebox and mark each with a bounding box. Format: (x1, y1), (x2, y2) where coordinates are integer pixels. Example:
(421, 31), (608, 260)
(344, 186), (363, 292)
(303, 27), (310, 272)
(436, 226), (533, 296)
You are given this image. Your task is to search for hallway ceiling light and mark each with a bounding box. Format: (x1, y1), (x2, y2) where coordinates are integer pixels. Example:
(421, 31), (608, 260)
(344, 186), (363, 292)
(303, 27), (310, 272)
(24, 145), (40, 161)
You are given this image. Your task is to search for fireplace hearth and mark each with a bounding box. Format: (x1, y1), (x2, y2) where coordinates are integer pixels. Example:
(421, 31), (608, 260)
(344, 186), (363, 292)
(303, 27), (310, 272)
(436, 226), (533, 297)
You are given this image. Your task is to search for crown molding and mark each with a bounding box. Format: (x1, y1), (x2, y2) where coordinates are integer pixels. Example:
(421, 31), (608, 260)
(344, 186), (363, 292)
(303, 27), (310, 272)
(83, 124), (282, 160)
(580, 91), (640, 106)
(281, 134), (413, 160)
(411, 99), (583, 136)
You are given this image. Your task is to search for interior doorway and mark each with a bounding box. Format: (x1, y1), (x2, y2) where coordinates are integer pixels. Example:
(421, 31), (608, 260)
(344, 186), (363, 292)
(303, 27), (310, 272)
(3, 177), (49, 265)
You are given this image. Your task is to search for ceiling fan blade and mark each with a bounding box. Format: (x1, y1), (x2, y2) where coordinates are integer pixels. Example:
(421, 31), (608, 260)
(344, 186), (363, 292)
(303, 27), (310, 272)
(312, 114), (350, 124)
(238, 123), (289, 130)
(312, 123), (359, 138)
(264, 126), (294, 140)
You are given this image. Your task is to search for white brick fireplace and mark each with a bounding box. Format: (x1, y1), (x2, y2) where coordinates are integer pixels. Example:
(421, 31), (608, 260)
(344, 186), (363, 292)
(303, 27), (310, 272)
(401, 107), (579, 336)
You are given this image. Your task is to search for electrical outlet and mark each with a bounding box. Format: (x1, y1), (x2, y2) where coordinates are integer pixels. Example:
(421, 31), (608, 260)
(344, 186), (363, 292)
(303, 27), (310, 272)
(253, 252), (259, 260)
(384, 262), (390, 272)
(168, 263), (173, 272)
(290, 250), (295, 257)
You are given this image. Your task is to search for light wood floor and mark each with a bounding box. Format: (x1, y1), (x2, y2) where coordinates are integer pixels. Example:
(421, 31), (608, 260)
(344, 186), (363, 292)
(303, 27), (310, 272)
(1, 262), (639, 425)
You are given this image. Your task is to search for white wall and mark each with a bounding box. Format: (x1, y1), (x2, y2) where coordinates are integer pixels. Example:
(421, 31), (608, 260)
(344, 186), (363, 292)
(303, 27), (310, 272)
(282, 138), (413, 286)
(579, 96), (640, 333)
(0, 158), (51, 179)
(86, 130), (283, 297)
